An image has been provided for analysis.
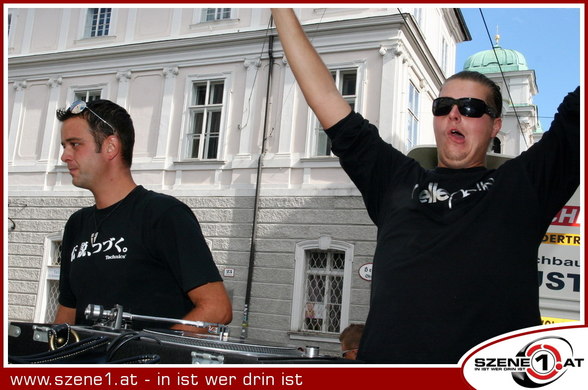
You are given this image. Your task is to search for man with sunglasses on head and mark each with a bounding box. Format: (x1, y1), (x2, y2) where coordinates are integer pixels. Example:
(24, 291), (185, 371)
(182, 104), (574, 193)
(272, 9), (580, 364)
(53, 99), (232, 333)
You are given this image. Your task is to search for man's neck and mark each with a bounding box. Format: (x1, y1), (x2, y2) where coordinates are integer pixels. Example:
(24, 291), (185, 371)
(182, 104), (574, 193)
(93, 179), (138, 209)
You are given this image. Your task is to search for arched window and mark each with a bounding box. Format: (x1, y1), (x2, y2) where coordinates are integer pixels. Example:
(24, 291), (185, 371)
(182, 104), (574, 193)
(492, 137), (502, 153)
(291, 237), (354, 335)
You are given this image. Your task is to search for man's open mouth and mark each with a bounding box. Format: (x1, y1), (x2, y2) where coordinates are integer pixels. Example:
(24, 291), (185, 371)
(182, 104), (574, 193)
(450, 129), (465, 139)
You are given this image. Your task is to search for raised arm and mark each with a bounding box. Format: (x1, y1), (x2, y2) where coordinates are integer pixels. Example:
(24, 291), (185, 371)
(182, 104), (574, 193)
(271, 8), (352, 129)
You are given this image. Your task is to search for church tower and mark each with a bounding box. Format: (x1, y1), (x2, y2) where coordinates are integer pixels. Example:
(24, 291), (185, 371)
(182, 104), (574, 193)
(463, 34), (541, 156)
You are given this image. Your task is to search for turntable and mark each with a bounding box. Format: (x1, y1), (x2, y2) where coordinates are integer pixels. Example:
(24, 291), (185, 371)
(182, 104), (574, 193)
(8, 304), (358, 364)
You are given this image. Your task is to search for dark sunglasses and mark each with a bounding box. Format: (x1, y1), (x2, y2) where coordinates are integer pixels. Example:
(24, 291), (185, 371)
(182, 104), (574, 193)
(68, 100), (116, 132)
(432, 97), (498, 118)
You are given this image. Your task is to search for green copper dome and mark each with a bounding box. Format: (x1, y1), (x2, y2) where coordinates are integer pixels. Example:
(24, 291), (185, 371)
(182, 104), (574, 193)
(463, 40), (528, 74)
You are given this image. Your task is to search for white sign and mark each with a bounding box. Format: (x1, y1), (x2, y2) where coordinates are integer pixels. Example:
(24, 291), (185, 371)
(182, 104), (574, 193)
(537, 189), (581, 317)
(359, 263), (372, 281)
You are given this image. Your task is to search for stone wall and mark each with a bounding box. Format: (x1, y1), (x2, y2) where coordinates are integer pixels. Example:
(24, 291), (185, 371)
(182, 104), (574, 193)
(7, 193), (376, 355)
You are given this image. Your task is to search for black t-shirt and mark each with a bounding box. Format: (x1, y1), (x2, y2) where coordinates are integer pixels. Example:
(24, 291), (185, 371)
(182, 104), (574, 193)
(58, 186), (222, 328)
(327, 87), (580, 364)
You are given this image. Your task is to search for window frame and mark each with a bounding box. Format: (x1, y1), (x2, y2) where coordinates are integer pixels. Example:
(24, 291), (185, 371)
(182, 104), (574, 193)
(181, 74), (230, 161)
(74, 89), (103, 103)
(291, 238), (354, 336)
(84, 8), (113, 38)
(412, 8), (423, 27)
(491, 136), (502, 154)
(407, 81), (420, 149)
(7, 10), (15, 50)
(201, 8), (234, 22)
(34, 232), (63, 323)
(186, 79), (224, 160)
(7, 10), (12, 37)
(441, 36), (450, 76)
(307, 64), (363, 158)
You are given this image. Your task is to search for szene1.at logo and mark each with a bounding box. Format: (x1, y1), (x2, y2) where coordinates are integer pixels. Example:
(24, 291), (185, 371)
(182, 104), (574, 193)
(511, 336), (582, 388)
(473, 336), (584, 387)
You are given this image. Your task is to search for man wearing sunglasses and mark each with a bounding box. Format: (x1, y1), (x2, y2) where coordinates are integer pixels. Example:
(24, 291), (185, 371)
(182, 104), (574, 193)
(339, 323), (364, 360)
(272, 9), (579, 364)
(54, 99), (232, 332)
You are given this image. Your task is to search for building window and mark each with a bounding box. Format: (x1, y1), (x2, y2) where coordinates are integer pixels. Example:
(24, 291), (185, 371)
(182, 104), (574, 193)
(412, 8), (423, 27)
(74, 89), (102, 102)
(441, 37), (450, 75)
(7, 11), (12, 37)
(202, 8), (232, 22)
(34, 235), (62, 323)
(492, 137), (501, 153)
(292, 239), (354, 336)
(186, 80), (224, 160)
(85, 8), (111, 38)
(313, 68), (357, 157)
(304, 250), (344, 332)
(407, 82), (420, 149)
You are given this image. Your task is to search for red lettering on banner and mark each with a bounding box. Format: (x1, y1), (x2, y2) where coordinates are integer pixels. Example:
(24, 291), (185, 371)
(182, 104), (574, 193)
(551, 206), (580, 226)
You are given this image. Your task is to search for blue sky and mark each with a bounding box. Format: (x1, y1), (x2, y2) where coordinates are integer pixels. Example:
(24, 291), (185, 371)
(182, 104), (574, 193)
(455, 7), (582, 127)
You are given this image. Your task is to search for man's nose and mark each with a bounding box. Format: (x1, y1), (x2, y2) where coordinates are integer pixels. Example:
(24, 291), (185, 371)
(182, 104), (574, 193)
(448, 104), (461, 120)
(61, 147), (70, 162)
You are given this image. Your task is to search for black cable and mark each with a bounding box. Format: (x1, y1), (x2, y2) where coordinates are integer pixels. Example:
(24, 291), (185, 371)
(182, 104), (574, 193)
(106, 332), (161, 361)
(241, 16), (276, 340)
(240, 15), (275, 130)
(478, 8), (529, 148)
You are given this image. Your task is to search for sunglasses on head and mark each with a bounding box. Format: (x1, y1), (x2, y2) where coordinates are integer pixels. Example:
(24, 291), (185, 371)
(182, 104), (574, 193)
(432, 97), (498, 118)
(68, 100), (116, 132)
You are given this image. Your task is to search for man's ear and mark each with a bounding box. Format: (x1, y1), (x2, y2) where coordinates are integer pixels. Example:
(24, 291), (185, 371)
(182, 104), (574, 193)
(491, 117), (502, 138)
(104, 135), (120, 160)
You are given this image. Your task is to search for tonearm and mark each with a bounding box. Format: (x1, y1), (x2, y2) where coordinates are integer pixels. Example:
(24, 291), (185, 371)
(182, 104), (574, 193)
(84, 304), (229, 340)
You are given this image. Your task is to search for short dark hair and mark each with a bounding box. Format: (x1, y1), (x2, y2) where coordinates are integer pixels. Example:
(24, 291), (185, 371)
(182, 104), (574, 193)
(339, 323), (365, 348)
(57, 99), (135, 166)
(445, 71), (503, 117)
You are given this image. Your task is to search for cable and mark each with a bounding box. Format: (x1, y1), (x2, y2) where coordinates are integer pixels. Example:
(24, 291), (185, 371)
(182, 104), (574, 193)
(239, 15), (275, 130)
(241, 17), (276, 340)
(478, 9), (529, 148)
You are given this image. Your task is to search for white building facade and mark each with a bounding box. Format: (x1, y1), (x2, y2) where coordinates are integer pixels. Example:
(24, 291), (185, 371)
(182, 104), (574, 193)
(7, 7), (490, 354)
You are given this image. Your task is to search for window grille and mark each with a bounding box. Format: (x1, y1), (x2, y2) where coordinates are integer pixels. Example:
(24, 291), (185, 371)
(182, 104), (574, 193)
(292, 240), (354, 336)
(187, 80), (224, 160)
(302, 249), (345, 333)
(45, 241), (62, 322)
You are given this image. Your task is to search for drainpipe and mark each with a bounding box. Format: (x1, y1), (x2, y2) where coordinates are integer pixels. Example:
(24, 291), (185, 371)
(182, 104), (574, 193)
(240, 25), (275, 340)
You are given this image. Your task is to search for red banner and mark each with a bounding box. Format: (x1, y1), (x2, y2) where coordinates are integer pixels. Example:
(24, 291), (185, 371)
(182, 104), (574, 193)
(0, 366), (474, 390)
